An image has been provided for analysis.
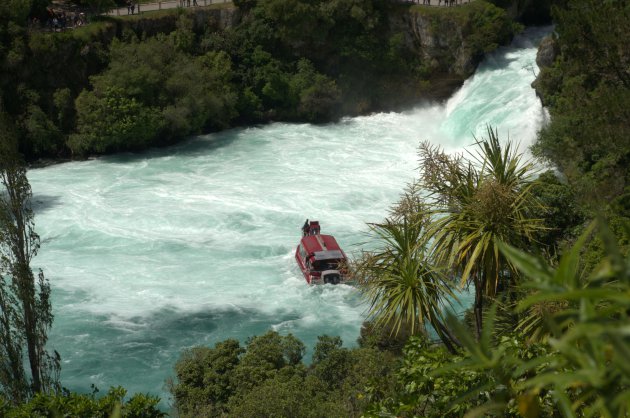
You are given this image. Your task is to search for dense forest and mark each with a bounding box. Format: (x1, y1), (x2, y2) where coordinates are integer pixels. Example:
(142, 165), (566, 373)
(1, 0), (516, 159)
(2, 0), (630, 416)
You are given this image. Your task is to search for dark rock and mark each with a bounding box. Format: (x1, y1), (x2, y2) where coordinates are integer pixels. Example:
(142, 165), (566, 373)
(388, 3), (514, 82)
(121, 7), (240, 38)
(536, 35), (558, 68)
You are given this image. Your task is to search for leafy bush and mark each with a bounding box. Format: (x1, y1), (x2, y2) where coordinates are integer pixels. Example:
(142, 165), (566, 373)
(1, 386), (165, 418)
(370, 219), (630, 417)
(169, 331), (397, 418)
(69, 86), (162, 154)
(532, 0), (630, 216)
(69, 32), (238, 155)
(530, 170), (584, 255)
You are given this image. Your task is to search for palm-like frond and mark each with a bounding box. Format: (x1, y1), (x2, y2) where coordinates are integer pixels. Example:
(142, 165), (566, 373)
(355, 216), (459, 350)
(419, 126), (546, 335)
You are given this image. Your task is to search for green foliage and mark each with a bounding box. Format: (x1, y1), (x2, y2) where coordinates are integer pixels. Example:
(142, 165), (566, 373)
(312, 342), (351, 390)
(529, 170), (584, 255)
(169, 339), (242, 417)
(409, 127), (545, 336)
(0, 124), (59, 403)
(0, 0), (34, 24)
(502, 220), (630, 416)
(2, 386), (165, 417)
(413, 0), (515, 74)
(69, 86), (162, 155)
(2, 0), (515, 159)
(290, 59), (341, 122)
(354, 216), (459, 352)
(357, 319), (414, 354)
(52, 88), (76, 134)
(69, 34), (237, 155)
(312, 335), (343, 364)
(242, 331), (305, 369)
(170, 15), (195, 53)
(374, 219), (630, 417)
(365, 335), (492, 417)
(532, 0), (630, 216)
(21, 102), (64, 157)
(170, 331), (397, 418)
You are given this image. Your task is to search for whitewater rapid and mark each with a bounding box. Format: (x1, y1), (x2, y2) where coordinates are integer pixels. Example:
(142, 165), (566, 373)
(29, 26), (550, 403)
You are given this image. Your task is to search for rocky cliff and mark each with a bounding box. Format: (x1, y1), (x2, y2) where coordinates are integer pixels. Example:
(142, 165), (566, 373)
(392, 2), (515, 80)
(113, 2), (513, 83)
(109, 5), (240, 37)
(530, 34), (559, 106)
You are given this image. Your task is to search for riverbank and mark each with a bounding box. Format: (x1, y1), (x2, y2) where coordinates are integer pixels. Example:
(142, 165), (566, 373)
(4, 0), (526, 162)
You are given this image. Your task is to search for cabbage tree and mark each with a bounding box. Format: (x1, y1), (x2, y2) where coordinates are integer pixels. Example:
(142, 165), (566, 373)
(355, 213), (459, 353)
(419, 127), (545, 337)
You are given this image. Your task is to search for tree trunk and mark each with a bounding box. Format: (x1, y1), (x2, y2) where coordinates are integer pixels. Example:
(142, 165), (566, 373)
(474, 277), (484, 340)
(0, 145), (57, 400)
(434, 319), (461, 354)
(23, 296), (42, 392)
(0, 287), (28, 403)
(11, 180), (44, 394)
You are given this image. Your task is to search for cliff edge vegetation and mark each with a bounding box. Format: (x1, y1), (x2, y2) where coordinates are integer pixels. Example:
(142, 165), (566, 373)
(1, 0), (516, 160)
(532, 0), (630, 253)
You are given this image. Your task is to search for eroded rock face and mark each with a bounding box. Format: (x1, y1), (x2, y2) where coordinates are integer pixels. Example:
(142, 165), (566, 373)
(389, 3), (515, 83)
(124, 7), (240, 37)
(405, 11), (476, 77)
(536, 35), (558, 68)
(531, 34), (559, 106)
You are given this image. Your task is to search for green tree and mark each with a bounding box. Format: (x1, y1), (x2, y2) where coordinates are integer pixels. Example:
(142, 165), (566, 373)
(408, 219), (630, 417)
(418, 128), (545, 337)
(0, 117), (59, 403)
(169, 339), (243, 417)
(367, 218), (630, 417)
(170, 331), (398, 418)
(229, 331), (306, 397)
(69, 86), (162, 155)
(70, 35), (237, 156)
(532, 0), (630, 213)
(355, 215), (460, 352)
(2, 386), (166, 417)
(170, 331), (305, 418)
(290, 58), (341, 122)
(529, 170), (584, 257)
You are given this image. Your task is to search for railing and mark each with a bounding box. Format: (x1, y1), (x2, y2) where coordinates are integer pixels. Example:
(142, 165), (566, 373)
(105, 0), (231, 16)
(105, 0), (472, 16)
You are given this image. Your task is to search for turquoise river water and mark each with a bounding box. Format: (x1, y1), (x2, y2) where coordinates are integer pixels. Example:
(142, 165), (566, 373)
(29, 26), (550, 405)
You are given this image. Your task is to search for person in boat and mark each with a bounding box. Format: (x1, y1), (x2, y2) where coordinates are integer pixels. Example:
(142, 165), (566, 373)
(302, 219), (310, 236)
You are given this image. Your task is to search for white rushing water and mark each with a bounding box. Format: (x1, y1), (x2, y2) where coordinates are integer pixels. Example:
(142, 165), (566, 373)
(29, 26), (550, 404)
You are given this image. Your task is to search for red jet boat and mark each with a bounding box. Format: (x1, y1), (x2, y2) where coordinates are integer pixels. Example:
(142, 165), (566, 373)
(295, 220), (349, 285)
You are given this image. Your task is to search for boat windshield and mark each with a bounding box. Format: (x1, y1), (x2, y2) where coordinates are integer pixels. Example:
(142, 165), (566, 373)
(312, 260), (341, 271)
